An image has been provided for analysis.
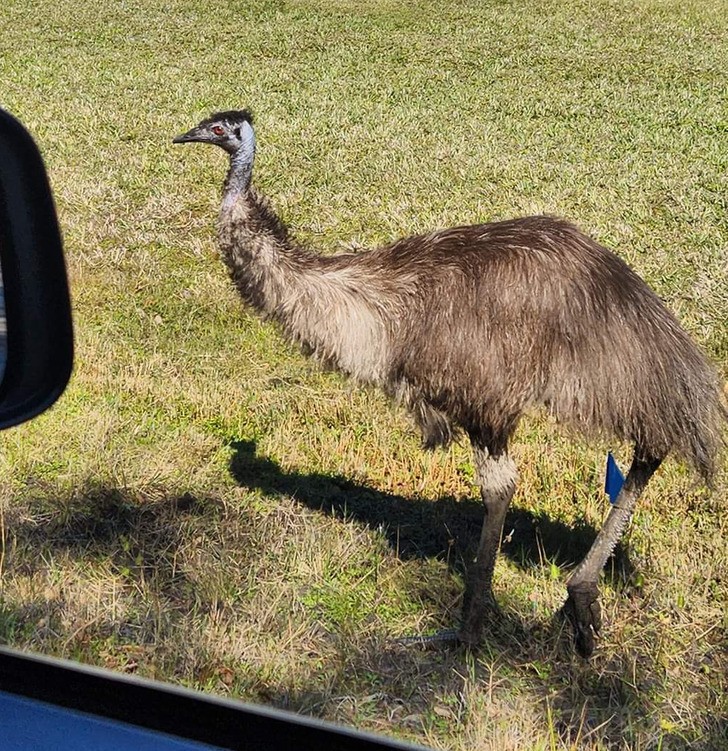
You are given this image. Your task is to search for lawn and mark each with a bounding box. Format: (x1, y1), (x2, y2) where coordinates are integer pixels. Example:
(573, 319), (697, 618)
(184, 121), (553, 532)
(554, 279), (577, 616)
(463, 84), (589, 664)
(0, 0), (726, 748)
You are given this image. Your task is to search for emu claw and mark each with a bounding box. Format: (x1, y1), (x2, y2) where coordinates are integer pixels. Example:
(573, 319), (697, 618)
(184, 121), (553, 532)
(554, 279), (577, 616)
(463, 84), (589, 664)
(562, 582), (601, 658)
(395, 629), (459, 648)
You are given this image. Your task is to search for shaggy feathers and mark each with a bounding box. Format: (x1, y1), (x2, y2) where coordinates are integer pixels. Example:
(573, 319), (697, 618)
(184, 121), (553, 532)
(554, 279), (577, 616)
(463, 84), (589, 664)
(218, 191), (724, 479)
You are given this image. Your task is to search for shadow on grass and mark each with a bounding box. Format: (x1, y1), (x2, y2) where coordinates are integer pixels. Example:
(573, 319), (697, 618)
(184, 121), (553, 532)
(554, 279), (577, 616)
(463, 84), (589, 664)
(4, 447), (709, 748)
(228, 438), (634, 585)
(227, 439), (711, 748)
(0, 487), (224, 633)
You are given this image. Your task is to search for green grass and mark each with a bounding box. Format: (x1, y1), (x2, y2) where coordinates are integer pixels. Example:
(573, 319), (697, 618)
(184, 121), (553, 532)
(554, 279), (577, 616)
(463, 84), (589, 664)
(1, 0), (727, 748)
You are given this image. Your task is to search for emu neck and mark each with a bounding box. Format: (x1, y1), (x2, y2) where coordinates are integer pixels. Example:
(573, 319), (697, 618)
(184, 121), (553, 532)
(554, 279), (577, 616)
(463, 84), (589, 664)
(222, 148), (254, 210)
(217, 164), (304, 319)
(216, 180), (393, 386)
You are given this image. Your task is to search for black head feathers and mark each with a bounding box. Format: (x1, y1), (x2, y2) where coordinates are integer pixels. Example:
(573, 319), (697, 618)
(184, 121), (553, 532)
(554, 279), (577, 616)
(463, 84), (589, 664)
(200, 109), (254, 127)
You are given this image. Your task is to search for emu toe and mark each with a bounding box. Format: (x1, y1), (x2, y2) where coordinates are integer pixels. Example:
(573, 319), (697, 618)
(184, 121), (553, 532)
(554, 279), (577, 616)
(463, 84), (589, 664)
(563, 581), (602, 658)
(395, 629), (460, 648)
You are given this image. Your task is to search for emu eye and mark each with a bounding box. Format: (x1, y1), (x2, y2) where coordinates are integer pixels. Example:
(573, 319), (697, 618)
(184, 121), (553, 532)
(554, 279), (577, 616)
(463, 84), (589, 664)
(211, 125), (225, 136)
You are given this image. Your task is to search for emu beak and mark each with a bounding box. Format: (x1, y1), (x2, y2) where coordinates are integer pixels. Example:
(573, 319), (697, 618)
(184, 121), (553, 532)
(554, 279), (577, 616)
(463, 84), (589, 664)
(172, 127), (202, 144)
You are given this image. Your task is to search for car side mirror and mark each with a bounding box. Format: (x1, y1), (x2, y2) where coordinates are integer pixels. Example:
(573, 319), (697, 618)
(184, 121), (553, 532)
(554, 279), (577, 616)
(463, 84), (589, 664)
(0, 108), (73, 428)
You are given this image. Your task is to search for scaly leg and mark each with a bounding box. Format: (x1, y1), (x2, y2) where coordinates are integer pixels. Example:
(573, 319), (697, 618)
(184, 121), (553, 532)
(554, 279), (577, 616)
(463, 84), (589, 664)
(564, 448), (662, 657)
(459, 444), (517, 648)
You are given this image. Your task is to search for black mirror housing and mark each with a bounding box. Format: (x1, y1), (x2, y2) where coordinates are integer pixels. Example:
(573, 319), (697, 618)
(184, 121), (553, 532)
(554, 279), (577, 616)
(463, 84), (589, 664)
(0, 108), (73, 429)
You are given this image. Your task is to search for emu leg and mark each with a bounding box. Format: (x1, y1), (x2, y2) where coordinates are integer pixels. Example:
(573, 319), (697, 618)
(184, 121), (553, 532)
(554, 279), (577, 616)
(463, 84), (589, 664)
(564, 450), (662, 657)
(459, 446), (517, 648)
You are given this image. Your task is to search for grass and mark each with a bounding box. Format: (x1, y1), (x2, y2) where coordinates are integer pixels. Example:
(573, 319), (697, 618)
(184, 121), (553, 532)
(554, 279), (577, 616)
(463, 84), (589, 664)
(1, 0), (727, 748)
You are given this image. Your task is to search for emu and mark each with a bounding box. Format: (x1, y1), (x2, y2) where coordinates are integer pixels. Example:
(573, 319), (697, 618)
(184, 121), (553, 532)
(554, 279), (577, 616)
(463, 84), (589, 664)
(173, 109), (725, 656)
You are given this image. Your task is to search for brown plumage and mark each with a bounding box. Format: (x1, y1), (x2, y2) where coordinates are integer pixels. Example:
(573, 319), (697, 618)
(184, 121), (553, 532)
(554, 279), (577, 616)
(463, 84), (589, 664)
(174, 109), (725, 656)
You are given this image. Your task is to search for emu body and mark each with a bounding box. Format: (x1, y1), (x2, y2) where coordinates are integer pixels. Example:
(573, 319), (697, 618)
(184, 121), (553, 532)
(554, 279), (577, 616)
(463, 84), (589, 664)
(174, 110), (725, 656)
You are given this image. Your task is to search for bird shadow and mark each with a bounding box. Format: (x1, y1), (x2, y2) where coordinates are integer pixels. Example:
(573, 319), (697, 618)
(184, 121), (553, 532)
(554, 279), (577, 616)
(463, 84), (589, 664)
(228, 438), (634, 587)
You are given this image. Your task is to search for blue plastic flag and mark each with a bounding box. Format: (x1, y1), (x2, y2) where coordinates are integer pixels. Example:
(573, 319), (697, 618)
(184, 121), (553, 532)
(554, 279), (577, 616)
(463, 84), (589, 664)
(604, 452), (625, 504)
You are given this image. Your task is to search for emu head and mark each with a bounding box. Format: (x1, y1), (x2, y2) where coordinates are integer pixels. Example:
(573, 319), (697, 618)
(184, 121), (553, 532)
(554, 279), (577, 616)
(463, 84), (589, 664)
(173, 109), (255, 157)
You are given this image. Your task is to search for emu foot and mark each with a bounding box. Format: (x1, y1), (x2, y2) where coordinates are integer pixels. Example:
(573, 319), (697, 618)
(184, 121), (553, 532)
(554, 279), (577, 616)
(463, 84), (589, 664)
(562, 581), (602, 658)
(458, 596), (502, 650)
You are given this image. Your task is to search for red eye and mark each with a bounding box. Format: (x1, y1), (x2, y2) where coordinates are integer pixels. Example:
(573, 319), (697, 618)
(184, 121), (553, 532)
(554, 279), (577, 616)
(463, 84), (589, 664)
(212, 125), (224, 136)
